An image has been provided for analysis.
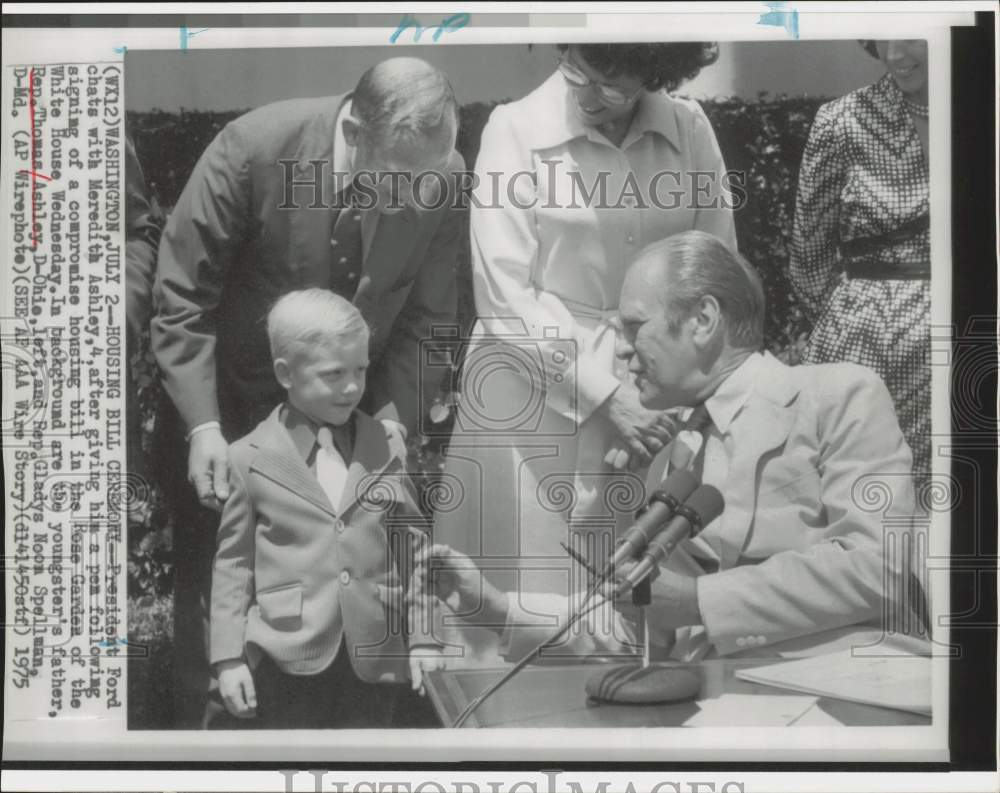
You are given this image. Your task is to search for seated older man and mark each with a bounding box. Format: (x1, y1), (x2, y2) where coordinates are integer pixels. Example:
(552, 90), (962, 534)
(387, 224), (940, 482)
(418, 230), (924, 663)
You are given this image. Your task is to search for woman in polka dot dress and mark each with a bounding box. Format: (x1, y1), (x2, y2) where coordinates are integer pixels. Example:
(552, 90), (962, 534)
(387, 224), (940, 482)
(791, 40), (930, 483)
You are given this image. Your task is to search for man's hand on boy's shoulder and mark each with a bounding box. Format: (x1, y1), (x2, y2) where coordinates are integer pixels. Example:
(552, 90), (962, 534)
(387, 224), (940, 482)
(408, 645), (447, 697)
(216, 659), (258, 718)
(380, 418), (408, 463)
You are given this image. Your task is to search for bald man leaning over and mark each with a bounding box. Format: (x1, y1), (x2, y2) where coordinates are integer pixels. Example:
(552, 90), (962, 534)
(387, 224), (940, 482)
(153, 57), (464, 510)
(152, 58), (464, 726)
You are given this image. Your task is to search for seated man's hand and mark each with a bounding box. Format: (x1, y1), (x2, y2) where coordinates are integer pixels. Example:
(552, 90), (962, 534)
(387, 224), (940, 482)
(216, 659), (257, 719)
(408, 645), (447, 697)
(607, 562), (701, 645)
(188, 426), (230, 512)
(410, 544), (509, 629)
(598, 386), (680, 471)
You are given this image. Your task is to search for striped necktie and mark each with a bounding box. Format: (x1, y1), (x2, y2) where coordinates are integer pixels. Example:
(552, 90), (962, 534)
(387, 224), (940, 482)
(668, 404), (714, 477)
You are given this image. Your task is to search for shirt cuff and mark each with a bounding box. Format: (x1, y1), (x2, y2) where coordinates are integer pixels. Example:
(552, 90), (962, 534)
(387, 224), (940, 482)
(186, 421), (221, 442)
(548, 362), (622, 425)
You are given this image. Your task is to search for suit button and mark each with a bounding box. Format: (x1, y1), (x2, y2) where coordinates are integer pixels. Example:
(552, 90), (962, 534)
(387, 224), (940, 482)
(735, 637), (747, 648)
(338, 256), (348, 265)
(330, 238), (339, 247)
(347, 272), (357, 281)
(353, 213), (361, 222)
(626, 234), (635, 244)
(333, 519), (345, 533)
(339, 570), (351, 585)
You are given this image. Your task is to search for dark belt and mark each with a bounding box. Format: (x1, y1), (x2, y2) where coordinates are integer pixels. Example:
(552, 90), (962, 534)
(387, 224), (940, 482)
(840, 214), (931, 280)
(843, 258), (930, 280)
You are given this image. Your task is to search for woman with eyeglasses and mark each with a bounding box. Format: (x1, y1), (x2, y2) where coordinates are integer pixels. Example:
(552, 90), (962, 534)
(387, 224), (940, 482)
(434, 43), (735, 665)
(791, 40), (930, 484)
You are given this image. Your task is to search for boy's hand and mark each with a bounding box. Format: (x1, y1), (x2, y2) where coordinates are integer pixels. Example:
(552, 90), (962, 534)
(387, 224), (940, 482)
(216, 659), (258, 718)
(408, 645), (447, 697)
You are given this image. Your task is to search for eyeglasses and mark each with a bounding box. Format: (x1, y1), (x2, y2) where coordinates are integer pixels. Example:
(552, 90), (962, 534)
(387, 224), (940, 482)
(557, 54), (644, 106)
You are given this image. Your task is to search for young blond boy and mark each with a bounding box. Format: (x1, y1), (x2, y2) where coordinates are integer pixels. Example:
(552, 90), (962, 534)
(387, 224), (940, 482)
(209, 289), (443, 728)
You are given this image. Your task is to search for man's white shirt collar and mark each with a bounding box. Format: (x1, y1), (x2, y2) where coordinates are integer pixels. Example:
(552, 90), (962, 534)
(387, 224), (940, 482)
(700, 351), (765, 435)
(333, 97), (356, 194)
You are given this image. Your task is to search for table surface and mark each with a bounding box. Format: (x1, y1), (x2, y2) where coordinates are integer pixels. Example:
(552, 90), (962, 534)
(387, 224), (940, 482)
(424, 659), (933, 729)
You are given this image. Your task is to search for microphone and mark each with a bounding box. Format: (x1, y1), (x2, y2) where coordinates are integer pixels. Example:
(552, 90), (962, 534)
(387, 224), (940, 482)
(604, 469), (700, 575)
(613, 484), (725, 596)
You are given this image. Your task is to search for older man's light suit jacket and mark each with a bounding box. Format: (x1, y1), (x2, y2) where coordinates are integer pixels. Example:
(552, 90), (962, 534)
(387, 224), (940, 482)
(501, 352), (921, 661)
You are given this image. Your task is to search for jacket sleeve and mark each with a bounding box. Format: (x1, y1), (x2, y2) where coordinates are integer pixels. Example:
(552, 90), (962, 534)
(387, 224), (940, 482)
(124, 136), (164, 343)
(790, 103), (847, 321)
(151, 121), (253, 431)
(468, 106), (622, 426)
(696, 368), (917, 656)
(366, 153), (464, 436)
(209, 457), (256, 666)
(375, 461), (439, 649)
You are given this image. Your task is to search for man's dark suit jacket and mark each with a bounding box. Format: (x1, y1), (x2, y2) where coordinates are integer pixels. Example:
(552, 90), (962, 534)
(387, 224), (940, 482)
(151, 93), (463, 437)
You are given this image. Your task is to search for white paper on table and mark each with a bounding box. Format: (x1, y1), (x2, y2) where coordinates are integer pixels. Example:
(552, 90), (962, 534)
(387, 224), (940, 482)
(682, 693), (819, 727)
(734, 650), (932, 716)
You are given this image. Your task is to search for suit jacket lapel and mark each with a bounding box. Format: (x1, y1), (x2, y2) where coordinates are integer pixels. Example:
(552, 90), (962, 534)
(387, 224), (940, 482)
(717, 354), (799, 569)
(352, 209), (420, 341)
(337, 413), (406, 515)
(248, 408), (339, 519)
(287, 94), (349, 288)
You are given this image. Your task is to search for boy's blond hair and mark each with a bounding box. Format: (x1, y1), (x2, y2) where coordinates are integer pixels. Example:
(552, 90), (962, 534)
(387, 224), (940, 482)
(267, 289), (369, 362)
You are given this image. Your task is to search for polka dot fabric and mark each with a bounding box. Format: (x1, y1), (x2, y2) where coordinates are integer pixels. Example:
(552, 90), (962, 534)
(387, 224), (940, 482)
(791, 74), (930, 481)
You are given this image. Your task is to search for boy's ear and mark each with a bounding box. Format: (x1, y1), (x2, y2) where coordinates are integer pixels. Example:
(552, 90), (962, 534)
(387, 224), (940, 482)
(273, 358), (293, 390)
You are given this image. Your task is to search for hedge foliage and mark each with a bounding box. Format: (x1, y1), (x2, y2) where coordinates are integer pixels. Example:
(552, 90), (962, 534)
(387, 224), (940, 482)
(128, 94), (824, 359)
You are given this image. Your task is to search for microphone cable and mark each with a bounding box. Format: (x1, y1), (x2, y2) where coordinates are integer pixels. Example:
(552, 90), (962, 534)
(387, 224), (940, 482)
(451, 570), (617, 728)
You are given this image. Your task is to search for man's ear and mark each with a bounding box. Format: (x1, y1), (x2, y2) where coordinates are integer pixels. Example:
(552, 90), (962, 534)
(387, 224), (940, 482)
(273, 358), (293, 390)
(342, 115), (363, 148)
(691, 295), (723, 348)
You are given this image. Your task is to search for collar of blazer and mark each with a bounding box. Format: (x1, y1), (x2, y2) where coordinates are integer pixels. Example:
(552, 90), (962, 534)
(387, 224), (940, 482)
(246, 404), (406, 518)
(713, 351), (801, 569)
(287, 92), (433, 298)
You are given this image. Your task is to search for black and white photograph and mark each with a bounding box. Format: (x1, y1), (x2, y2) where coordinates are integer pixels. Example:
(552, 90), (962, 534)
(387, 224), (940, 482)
(2, 3), (997, 789)
(123, 35), (941, 732)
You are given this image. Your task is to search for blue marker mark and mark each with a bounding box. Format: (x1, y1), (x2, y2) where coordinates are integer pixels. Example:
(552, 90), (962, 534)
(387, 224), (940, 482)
(97, 638), (129, 647)
(180, 26), (212, 51)
(390, 12), (469, 44)
(757, 2), (799, 39)
(114, 45), (127, 55)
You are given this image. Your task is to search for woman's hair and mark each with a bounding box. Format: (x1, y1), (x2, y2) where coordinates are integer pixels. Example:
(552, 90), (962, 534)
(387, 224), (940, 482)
(858, 40), (881, 59)
(556, 43), (719, 93)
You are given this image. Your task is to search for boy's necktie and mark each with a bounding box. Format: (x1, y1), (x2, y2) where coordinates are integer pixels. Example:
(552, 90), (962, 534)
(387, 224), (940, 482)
(667, 404), (714, 478)
(316, 425), (350, 511)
